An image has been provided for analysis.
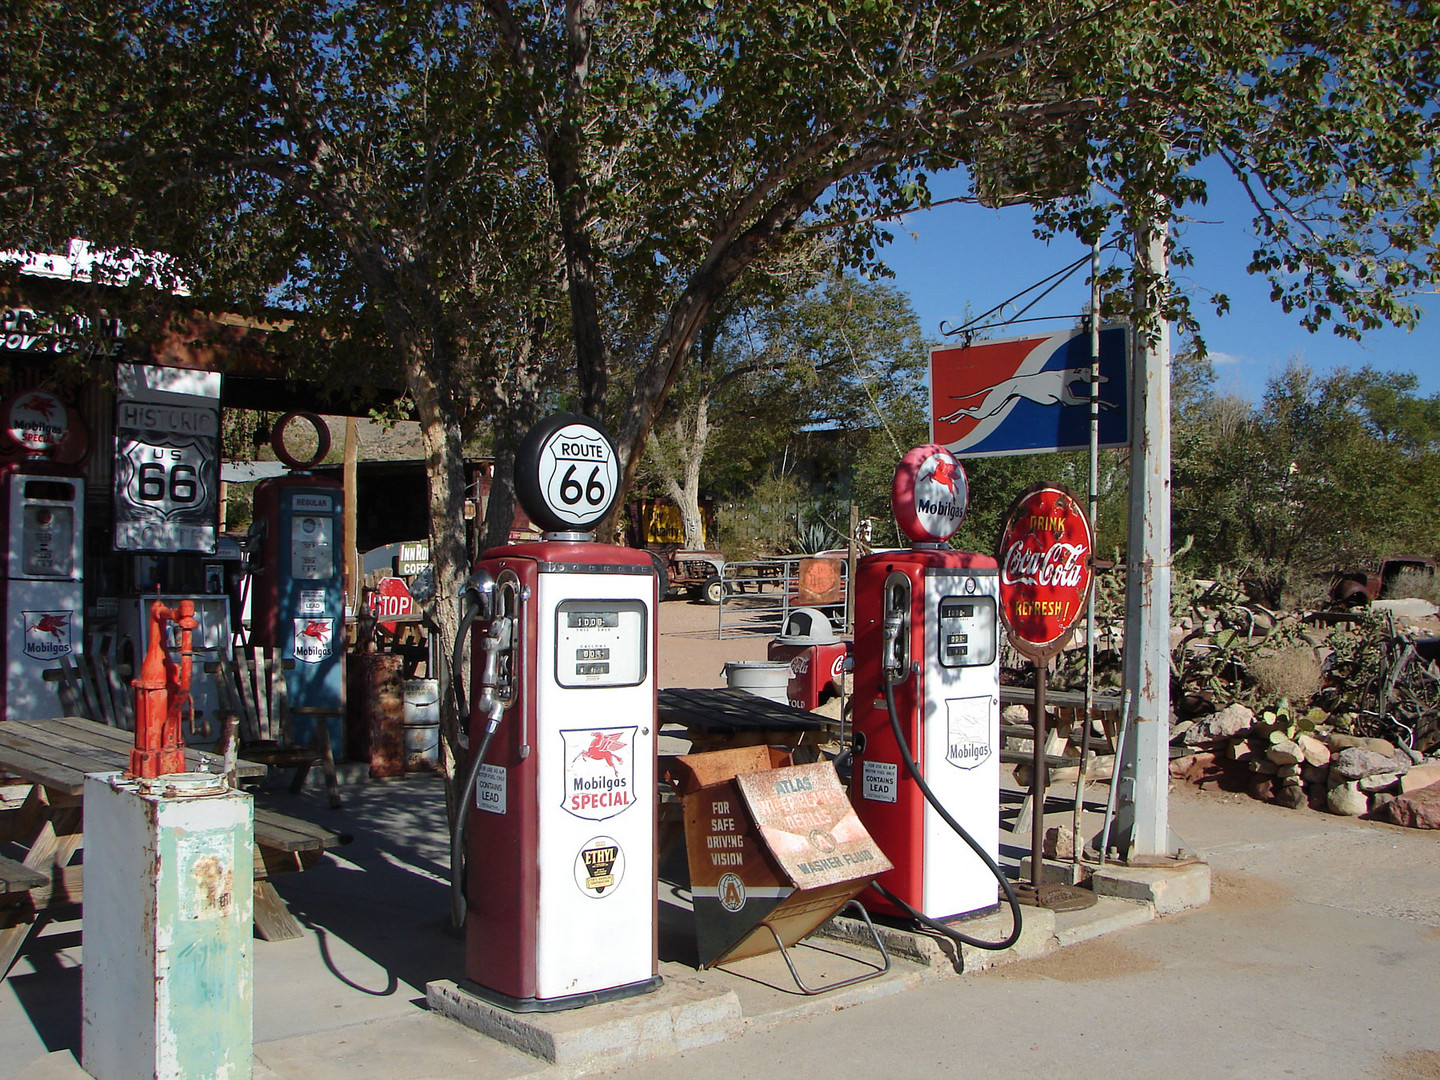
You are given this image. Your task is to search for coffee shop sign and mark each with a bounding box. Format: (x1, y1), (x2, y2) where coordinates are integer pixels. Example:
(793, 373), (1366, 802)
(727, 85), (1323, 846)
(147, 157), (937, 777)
(1, 307), (124, 355)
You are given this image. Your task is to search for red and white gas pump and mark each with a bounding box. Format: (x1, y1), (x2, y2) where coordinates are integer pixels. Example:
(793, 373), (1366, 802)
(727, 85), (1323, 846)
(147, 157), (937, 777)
(451, 414), (660, 1012)
(0, 390), (86, 722)
(849, 445), (1020, 947)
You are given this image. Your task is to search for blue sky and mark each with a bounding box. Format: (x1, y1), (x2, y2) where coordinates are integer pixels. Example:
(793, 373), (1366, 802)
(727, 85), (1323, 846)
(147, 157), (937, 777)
(877, 170), (1438, 403)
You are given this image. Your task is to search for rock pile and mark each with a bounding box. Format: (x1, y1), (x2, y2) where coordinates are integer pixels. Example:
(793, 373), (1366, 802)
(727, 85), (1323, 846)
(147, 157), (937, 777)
(1170, 702), (1440, 829)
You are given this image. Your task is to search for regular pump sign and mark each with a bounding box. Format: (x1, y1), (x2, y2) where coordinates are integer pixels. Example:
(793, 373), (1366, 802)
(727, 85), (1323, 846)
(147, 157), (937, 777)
(995, 484), (1094, 661)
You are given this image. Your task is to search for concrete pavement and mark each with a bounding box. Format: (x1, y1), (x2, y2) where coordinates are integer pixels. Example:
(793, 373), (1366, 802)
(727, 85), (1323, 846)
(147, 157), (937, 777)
(3, 775), (1437, 1079)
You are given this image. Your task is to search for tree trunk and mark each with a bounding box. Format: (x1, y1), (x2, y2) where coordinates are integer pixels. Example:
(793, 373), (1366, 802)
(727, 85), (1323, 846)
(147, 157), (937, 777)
(406, 356), (470, 830)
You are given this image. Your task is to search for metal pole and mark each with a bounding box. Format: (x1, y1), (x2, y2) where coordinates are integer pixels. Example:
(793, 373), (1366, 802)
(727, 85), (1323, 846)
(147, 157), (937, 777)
(1116, 210), (1173, 860)
(1029, 663), (1048, 891)
(1072, 239), (1102, 878)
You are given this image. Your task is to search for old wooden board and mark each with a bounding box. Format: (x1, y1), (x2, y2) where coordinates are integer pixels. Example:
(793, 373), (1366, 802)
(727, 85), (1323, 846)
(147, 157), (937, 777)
(735, 763), (891, 890)
(657, 688), (829, 737)
(678, 750), (890, 968)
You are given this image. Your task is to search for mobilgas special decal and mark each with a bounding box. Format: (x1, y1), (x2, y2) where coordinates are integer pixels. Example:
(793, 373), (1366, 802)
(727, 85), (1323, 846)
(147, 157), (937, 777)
(560, 726), (637, 821)
(574, 836), (624, 898)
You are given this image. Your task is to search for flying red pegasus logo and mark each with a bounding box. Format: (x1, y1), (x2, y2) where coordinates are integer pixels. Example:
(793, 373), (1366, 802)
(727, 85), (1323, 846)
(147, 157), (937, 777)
(930, 456), (958, 493)
(299, 620), (330, 641)
(573, 731), (625, 772)
(17, 393), (58, 420)
(30, 613), (68, 638)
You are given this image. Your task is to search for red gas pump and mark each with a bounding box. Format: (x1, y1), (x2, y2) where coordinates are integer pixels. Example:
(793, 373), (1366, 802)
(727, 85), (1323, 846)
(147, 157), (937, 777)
(450, 414), (660, 1012)
(849, 445), (1020, 948)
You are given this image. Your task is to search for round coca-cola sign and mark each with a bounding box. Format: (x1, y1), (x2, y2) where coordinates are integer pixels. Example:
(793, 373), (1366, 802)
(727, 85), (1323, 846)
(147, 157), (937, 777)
(996, 484), (1093, 660)
(891, 444), (968, 544)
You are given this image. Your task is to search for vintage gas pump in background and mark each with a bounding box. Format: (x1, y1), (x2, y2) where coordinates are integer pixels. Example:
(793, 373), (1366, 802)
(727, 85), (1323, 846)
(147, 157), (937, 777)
(248, 412), (345, 757)
(849, 445), (1020, 944)
(0, 389), (86, 722)
(450, 413), (660, 1012)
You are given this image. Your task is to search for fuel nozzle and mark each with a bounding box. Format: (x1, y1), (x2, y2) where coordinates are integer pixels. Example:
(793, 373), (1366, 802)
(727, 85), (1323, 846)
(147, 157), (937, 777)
(880, 575), (912, 685)
(463, 567), (497, 619)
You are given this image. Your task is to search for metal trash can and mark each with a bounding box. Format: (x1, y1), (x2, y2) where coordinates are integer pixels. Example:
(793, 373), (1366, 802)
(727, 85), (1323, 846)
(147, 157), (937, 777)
(722, 660), (793, 703)
(767, 607), (850, 710)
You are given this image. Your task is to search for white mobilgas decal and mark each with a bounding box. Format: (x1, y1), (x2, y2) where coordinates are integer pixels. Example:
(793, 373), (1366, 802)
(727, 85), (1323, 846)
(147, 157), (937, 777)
(560, 726), (637, 821)
(945, 695), (995, 770)
(22, 609), (74, 660)
(292, 617), (336, 664)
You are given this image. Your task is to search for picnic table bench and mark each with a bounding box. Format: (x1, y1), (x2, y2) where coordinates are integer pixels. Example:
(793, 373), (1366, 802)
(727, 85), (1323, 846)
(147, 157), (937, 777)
(656, 687), (833, 754)
(0, 715), (346, 977)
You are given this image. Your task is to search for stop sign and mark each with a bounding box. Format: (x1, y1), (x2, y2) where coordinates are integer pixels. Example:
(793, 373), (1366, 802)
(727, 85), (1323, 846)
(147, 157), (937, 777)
(373, 575), (414, 634)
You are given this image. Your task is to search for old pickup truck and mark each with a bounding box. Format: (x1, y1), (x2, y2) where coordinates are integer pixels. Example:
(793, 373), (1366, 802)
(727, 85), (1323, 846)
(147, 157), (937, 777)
(1329, 556), (1437, 606)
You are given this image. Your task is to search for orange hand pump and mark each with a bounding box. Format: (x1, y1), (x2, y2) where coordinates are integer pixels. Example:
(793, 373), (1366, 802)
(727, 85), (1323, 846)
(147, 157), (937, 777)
(128, 598), (197, 779)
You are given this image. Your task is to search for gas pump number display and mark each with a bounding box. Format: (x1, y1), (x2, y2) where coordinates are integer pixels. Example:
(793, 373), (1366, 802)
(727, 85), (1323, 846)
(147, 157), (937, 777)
(290, 513), (335, 580)
(938, 596), (997, 668)
(555, 600), (647, 688)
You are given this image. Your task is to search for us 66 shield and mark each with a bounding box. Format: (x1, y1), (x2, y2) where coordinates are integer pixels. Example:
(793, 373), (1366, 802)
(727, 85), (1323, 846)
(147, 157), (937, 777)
(514, 414), (619, 532)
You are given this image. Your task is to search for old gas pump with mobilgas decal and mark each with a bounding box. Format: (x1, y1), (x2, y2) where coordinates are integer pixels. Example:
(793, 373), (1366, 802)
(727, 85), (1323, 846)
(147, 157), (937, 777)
(247, 412), (345, 757)
(849, 445), (1020, 947)
(0, 390), (86, 722)
(449, 413), (660, 1013)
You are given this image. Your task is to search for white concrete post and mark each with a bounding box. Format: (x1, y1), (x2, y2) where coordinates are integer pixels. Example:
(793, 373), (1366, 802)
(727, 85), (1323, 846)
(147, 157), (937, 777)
(1116, 213), (1173, 859)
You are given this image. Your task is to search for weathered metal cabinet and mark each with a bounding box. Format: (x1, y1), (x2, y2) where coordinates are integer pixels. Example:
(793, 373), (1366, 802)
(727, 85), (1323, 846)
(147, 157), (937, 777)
(83, 773), (253, 1080)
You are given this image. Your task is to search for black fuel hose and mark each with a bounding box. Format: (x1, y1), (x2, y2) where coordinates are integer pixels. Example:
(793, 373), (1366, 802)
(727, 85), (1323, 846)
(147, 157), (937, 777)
(871, 676), (1022, 950)
(451, 720), (501, 928)
(449, 586), (496, 929)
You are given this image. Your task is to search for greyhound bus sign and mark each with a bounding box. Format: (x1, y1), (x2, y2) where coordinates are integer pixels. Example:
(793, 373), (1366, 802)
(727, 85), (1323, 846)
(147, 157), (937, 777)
(930, 326), (1128, 457)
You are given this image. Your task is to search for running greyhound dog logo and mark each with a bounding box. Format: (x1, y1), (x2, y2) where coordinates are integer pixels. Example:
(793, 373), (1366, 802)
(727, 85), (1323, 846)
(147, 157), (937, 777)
(936, 366), (1111, 424)
(930, 328), (1127, 456)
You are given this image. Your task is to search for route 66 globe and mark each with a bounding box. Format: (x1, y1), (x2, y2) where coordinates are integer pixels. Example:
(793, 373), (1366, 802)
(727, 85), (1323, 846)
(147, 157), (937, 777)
(514, 414), (620, 533)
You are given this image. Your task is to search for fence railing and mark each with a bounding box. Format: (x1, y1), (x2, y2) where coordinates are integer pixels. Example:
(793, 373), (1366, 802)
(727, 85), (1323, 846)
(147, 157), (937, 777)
(714, 556), (847, 640)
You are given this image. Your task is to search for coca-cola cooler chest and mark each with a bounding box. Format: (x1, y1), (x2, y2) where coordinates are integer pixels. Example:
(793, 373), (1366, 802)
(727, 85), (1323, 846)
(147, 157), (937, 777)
(766, 607), (849, 711)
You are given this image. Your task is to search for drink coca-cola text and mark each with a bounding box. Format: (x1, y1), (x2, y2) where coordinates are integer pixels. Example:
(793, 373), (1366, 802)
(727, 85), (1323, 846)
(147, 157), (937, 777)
(1000, 541), (1086, 589)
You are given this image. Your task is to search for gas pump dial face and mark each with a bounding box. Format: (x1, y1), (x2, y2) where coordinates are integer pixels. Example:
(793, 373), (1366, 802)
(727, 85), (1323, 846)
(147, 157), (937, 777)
(515, 414), (619, 533)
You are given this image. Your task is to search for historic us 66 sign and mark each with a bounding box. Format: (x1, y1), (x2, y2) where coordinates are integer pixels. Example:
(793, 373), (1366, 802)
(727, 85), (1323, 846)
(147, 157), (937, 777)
(514, 414), (619, 533)
(995, 484), (1093, 661)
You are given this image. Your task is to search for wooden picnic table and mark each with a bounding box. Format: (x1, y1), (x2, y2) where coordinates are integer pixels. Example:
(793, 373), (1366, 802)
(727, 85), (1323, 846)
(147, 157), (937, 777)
(0, 716), (343, 977)
(657, 687), (833, 753)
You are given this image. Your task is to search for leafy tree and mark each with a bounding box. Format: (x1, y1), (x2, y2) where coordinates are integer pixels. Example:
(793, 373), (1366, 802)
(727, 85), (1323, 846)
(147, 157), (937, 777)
(645, 273), (930, 552)
(1171, 362), (1440, 604)
(6, 0), (1440, 815)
